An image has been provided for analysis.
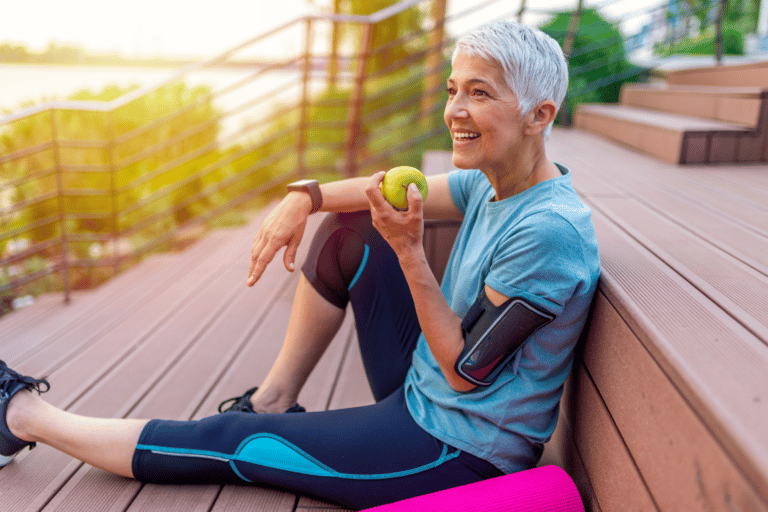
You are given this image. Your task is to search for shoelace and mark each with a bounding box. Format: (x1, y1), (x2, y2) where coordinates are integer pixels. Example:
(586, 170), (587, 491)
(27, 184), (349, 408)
(218, 388), (256, 413)
(0, 360), (50, 400)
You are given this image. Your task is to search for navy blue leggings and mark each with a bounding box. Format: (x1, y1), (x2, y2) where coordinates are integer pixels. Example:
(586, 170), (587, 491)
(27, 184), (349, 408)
(131, 212), (502, 510)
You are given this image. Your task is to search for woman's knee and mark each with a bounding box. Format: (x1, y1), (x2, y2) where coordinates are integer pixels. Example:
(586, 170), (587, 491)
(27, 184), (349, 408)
(302, 212), (375, 308)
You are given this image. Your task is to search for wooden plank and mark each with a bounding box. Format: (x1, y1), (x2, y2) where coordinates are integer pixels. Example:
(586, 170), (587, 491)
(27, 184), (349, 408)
(540, 370), (603, 512)
(568, 364), (658, 511)
(589, 209), (768, 504)
(560, 131), (768, 276)
(3, 230), (236, 367)
(579, 104), (752, 131)
(0, 209), (305, 511)
(584, 291), (768, 511)
(211, 486), (297, 512)
(551, 129), (768, 238)
(619, 84), (763, 127)
(593, 195), (768, 344)
(0, 291), (75, 338)
(0, 230), (230, 345)
(665, 61), (768, 88)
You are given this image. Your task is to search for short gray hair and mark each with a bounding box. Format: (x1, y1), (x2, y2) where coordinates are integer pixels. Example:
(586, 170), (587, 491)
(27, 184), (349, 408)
(452, 19), (568, 138)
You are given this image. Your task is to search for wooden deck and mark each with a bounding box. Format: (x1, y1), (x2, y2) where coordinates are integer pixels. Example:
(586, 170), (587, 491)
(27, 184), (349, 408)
(1, 127), (767, 511)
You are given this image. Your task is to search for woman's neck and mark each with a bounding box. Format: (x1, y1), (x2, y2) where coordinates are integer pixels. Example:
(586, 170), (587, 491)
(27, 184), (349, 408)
(484, 140), (560, 201)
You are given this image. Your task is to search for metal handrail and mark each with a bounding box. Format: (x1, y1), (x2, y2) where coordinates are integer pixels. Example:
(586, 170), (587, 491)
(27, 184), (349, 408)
(3, 0), (657, 310)
(4, 0), (511, 307)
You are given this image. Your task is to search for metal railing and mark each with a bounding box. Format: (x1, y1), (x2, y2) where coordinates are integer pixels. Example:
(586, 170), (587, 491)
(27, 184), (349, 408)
(0, 0), (510, 309)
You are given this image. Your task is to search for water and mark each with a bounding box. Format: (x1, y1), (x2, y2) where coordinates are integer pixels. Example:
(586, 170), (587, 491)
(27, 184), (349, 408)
(0, 63), (304, 140)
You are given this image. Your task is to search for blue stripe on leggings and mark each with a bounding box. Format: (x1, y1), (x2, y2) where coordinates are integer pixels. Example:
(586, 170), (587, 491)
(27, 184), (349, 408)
(347, 244), (370, 291)
(136, 434), (460, 482)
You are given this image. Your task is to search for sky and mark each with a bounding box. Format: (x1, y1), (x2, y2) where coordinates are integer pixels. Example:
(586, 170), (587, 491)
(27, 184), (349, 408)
(0, 0), (665, 59)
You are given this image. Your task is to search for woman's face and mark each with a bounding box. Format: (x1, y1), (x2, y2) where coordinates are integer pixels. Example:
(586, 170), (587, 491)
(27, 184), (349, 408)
(444, 52), (525, 173)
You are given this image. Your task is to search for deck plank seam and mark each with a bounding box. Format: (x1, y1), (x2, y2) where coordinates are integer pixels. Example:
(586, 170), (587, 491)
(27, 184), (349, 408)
(620, 185), (768, 278)
(586, 195), (768, 345)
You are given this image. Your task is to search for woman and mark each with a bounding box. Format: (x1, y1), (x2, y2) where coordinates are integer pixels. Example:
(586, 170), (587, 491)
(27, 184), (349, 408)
(0, 20), (599, 510)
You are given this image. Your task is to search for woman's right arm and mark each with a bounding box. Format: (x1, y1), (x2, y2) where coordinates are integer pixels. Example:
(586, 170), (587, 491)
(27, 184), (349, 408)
(246, 173), (461, 286)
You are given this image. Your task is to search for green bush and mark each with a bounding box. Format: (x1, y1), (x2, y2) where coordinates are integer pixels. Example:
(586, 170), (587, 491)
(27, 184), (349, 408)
(540, 9), (648, 122)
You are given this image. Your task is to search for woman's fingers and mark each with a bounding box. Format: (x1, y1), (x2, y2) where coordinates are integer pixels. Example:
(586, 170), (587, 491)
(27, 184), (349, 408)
(283, 223), (305, 272)
(406, 183), (423, 218)
(365, 171), (389, 211)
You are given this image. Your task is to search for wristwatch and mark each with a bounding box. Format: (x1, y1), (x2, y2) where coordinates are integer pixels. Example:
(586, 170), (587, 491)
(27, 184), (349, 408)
(287, 179), (322, 214)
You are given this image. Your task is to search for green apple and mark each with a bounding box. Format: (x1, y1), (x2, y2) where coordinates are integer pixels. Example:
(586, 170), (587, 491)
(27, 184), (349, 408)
(380, 166), (428, 211)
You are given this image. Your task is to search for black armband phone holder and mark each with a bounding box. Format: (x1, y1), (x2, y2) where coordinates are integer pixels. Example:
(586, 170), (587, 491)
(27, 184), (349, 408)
(455, 289), (554, 387)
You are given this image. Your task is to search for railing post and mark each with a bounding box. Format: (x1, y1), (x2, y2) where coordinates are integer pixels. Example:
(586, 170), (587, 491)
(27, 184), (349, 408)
(517, 0), (527, 23)
(49, 108), (71, 304)
(421, 0), (447, 133)
(561, 0), (584, 128)
(106, 110), (120, 276)
(328, 0), (341, 90)
(298, 17), (313, 178)
(345, 21), (373, 178)
(715, 0), (727, 65)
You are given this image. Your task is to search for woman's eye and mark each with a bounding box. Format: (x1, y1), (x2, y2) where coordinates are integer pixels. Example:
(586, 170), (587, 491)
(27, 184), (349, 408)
(473, 89), (487, 97)
(446, 87), (456, 96)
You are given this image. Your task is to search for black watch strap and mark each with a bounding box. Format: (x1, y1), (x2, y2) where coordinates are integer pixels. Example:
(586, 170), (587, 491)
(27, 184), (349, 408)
(287, 179), (322, 214)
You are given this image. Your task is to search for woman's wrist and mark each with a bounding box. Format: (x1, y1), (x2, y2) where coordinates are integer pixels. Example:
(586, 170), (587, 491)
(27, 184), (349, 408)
(286, 191), (314, 216)
(397, 246), (428, 274)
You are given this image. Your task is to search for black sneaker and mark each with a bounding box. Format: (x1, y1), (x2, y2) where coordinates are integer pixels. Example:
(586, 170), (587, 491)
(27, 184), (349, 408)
(0, 360), (49, 467)
(217, 386), (305, 414)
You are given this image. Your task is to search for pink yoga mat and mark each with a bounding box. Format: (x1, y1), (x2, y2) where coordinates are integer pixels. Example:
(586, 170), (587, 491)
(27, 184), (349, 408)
(362, 465), (584, 512)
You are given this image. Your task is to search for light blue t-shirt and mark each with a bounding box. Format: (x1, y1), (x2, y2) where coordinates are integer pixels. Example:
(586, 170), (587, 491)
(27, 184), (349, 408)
(403, 164), (600, 474)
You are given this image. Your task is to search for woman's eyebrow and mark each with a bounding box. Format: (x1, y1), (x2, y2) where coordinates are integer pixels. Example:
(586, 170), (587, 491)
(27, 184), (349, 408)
(446, 77), (496, 89)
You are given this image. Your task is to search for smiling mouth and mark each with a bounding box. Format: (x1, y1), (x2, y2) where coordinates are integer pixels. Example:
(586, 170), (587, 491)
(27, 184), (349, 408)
(453, 131), (480, 141)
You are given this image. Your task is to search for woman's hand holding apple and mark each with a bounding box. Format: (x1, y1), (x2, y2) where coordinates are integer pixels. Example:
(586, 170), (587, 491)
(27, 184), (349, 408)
(366, 171), (425, 264)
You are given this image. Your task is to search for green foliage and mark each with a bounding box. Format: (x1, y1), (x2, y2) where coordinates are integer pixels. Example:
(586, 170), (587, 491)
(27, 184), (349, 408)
(0, 80), (232, 291)
(540, 9), (648, 121)
(337, 0), (423, 73)
(656, 23), (746, 56)
(1, 1), (449, 304)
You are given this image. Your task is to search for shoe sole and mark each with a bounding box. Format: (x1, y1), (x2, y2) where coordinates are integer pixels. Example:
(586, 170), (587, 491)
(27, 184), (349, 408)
(0, 452), (17, 467)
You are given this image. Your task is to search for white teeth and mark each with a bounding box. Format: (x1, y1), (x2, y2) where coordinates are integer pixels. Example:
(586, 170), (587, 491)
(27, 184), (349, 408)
(454, 132), (480, 140)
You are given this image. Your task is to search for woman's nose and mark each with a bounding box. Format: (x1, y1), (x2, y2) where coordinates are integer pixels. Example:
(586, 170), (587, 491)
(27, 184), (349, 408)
(445, 96), (469, 121)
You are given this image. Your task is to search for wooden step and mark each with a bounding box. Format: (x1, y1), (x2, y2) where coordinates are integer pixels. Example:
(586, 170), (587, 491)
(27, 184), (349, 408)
(575, 103), (764, 164)
(620, 83), (766, 127)
(542, 130), (768, 510)
(664, 59), (768, 88)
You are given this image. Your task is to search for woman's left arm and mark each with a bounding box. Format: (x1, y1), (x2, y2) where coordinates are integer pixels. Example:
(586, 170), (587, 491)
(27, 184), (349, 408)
(365, 172), (475, 392)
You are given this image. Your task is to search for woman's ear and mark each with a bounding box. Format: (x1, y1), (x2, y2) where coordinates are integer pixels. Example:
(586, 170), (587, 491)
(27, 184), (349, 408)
(525, 100), (557, 135)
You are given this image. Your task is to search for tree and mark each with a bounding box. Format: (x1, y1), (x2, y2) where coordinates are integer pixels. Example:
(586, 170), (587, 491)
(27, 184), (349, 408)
(540, 9), (647, 122)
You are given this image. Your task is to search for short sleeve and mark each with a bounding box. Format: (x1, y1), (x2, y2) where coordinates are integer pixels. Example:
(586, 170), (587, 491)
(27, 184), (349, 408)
(485, 212), (588, 316)
(448, 168), (484, 215)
